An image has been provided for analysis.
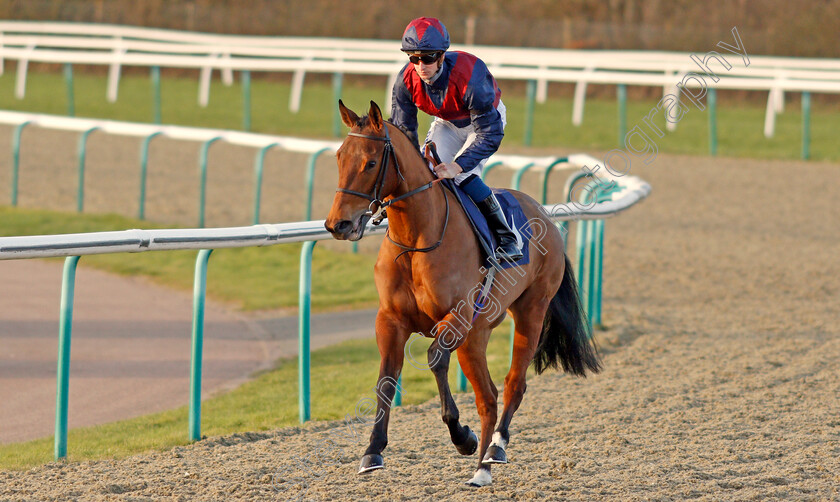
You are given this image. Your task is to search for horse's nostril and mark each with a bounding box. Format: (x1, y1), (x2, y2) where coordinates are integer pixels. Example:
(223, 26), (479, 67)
(333, 220), (353, 234)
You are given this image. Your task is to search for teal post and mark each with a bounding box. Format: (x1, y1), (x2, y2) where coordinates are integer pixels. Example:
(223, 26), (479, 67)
(524, 80), (536, 146)
(394, 375), (403, 406)
(241, 70), (251, 132)
(299, 241), (316, 422)
(540, 157), (568, 205)
(151, 66), (161, 124)
(576, 219), (591, 324)
(190, 249), (213, 441)
(480, 161), (503, 182)
(54, 255), (80, 460)
(802, 91), (811, 160)
(198, 137), (223, 228)
(617, 84), (627, 148)
(593, 219), (605, 326)
(252, 143), (279, 224)
(457, 362), (467, 392)
(138, 132), (162, 220)
(64, 63), (75, 117)
(304, 147), (333, 221)
(11, 120), (31, 206)
(708, 88), (718, 156)
(332, 73), (343, 137)
(76, 127), (99, 213)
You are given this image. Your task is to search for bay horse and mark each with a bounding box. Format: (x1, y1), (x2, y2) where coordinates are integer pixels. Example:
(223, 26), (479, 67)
(324, 100), (601, 487)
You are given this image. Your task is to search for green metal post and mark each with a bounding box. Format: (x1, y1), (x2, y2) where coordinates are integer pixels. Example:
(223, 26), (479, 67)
(480, 161), (503, 182)
(11, 120), (31, 206)
(332, 73), (343, 138)
(198, 137), (222, 228)
(190, 249), (213, 441)
(524, 79), (536, 146)
(252, 143), (279, 224)
(576, 218), (591, 323)
(617, 84), (627, 148)
(54, 255), (80, 460)
(394, 375), (403, 407)
(593, 219), (604, 326)
(151, 66), (161, 124)
(138, 132), (162, 220)
(241, 70), (251, 132)
(540, 157), (568, 205)
(304, 147), (333, 221)
(64, 63), (75, 117)
(708, 88), (718, 156)
(511, 162), (536, 191)
(457, 363), (467, 392)
(802, 91), (811, 160)
(299, 241), (316, 423)
(76, 127), (99, 213)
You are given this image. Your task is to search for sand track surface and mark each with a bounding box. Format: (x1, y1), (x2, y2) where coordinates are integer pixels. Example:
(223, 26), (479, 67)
(0, 125), (838, 500)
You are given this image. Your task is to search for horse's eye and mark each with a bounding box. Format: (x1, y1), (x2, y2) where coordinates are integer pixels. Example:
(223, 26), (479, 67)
(365, 160), (377, 170)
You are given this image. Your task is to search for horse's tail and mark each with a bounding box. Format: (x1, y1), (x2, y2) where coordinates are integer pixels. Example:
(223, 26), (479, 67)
(533, 255), (602, 376)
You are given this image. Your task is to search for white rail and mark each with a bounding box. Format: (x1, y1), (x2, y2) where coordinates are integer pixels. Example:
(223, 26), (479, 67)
(1, 21), (838, 136)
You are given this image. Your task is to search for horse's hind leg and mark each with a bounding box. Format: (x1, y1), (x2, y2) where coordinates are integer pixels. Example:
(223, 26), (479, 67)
(482, 292), (549, 466)
(455, 327), (499, 487)
(426, 314), (478, 458)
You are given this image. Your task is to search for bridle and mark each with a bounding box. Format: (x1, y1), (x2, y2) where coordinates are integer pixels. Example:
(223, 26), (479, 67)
(336, 123), (449, 259)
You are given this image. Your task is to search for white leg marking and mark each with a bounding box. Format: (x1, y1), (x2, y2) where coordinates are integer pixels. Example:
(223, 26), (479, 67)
(466, 468), (492, 487)
(490, 432), (508, 449)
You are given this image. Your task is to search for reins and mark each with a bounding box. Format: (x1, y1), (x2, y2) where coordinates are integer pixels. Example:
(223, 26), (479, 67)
(336, 124), (449, 260)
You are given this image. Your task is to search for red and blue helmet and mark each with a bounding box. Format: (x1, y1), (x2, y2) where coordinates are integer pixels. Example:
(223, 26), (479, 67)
(401, 17), (450, 53)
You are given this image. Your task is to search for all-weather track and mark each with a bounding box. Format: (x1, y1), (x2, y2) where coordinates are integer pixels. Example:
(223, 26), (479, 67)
(0, 125), (838, 500)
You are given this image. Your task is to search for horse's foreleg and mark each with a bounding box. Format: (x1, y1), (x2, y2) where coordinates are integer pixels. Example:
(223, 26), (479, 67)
(359, 317), (409, 474)
(427, 315), (478, 457)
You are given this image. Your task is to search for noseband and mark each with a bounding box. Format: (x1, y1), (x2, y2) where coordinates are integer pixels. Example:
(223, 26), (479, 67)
(336, 124), (449, 260)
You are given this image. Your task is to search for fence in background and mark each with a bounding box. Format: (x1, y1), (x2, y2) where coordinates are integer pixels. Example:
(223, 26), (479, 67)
(1, 21), (837, 157)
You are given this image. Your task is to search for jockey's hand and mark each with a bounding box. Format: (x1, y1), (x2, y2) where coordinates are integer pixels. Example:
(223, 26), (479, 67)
(434, 161), (463, 179)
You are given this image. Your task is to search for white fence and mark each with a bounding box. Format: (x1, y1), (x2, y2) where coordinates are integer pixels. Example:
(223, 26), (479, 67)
(1, 21), (839, 137)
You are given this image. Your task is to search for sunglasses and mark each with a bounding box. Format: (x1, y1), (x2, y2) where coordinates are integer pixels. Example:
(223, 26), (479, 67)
(408, 52), (441, 65)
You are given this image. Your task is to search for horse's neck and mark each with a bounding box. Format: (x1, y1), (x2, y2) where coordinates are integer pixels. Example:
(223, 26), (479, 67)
(385, 127), (449, 249)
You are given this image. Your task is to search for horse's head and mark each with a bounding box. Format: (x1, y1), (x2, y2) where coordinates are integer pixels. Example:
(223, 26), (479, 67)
(325, 100), (403, 241)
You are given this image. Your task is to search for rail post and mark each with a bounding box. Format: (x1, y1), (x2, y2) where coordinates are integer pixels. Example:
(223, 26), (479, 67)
(709, 88), (718, 156)
(252, 143), (280, 224)
(138, 131), (162, 220)
(802, 91), (811, 160)
(54, 255), (81, 460)
(11, 120), (32, 206)
(151, 66), (161, 124)
(298, 241), (316, 422)
(304, 147), (333, 221)
(198, 137), (223, 228)
(64, 63), (75, 117)
(241, 70), (251, 132)
(189, 249), (213, 441)
(76, 127), (100, 213)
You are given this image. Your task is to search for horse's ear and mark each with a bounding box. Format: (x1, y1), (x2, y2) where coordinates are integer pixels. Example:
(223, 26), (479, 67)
(368, 100), (383, 132)
(338, 100), (359, 128)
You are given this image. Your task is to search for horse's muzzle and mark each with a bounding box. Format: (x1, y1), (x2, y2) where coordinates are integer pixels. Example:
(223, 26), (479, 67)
(324, 214), (371, 241)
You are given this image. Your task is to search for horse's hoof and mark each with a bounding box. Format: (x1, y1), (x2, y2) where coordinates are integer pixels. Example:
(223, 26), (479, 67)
(481, 445), (508, 464)
(358, 454), (384, 474)
(465, 468), (492, 487)
(455, 427), (478, 456)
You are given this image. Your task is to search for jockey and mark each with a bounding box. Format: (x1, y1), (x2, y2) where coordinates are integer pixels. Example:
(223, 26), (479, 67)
(390, 17), (523, 262)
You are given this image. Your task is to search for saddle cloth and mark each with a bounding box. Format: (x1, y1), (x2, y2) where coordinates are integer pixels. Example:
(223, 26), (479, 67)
(450, 184), (532, 269)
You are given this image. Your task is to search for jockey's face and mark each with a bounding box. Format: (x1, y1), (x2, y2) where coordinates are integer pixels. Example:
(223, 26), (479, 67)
(410, 52), (442, 81)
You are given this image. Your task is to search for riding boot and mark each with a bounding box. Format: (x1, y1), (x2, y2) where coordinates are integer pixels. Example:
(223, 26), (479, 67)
(476, 193), (523, 262)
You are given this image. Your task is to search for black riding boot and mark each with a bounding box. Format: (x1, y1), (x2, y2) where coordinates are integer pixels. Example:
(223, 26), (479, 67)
(476, 193), (523, 262)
